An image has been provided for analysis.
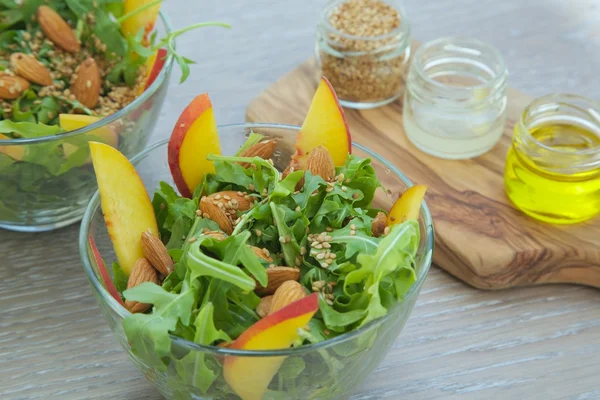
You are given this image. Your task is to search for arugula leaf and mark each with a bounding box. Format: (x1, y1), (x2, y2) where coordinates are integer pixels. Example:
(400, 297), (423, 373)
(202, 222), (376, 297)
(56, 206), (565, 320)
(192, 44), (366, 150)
(0, 120), (62, 137)
(187, 238), (256, 292)
(175, 302), (230, 393)
(270, 202), (301, 268)
(345, 221), (419, 327)
(112, 262), (128, 294)
(123, 283), (196, 370)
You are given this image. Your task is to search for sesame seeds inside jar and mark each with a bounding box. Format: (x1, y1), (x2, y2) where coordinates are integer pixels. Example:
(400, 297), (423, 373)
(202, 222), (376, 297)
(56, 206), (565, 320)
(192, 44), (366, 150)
(316, 0), (411, 109)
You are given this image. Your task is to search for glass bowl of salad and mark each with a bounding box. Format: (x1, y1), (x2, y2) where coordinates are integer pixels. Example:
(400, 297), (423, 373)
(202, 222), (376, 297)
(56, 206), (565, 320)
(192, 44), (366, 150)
(79, 111), (434, 400)
(0, 0), (229, 232)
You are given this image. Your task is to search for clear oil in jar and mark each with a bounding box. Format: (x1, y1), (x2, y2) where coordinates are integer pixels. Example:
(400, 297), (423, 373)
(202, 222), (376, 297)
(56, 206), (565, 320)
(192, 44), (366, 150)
(505, 123), (600, 224)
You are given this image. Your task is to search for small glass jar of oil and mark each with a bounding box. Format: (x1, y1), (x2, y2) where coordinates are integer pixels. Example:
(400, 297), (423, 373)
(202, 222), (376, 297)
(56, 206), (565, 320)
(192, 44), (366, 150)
(505, 94), (600, 224)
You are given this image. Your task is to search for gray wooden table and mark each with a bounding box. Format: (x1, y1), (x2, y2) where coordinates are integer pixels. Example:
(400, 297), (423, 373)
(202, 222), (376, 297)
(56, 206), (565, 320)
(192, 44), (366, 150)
(2, 1), (599, 399)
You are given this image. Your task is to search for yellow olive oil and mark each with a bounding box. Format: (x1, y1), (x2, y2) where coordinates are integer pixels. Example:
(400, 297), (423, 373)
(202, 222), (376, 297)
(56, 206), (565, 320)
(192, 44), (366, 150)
(504, 124), (600, 224)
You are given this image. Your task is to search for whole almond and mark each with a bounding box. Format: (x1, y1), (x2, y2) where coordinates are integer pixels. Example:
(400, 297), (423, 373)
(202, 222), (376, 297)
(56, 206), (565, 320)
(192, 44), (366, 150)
(269, 280), (306, 315)
(125, 258), (160, 313)
(306, 145), (336, 182)
(199, 198), (233, 234)
(249, 246), (273, 262)
(141, 231), (173, 276)
(10, 53), (53, 86)
(255, 267), (301, 296)
(37, 5), (80, 53)
(206, 191), (255, 212)
(256, 295), (273, 318)
(371, 211), (387, 237)
(238, 140), (276, 168)
(71, 57), (101, 108)
(0, 74), (30, 100)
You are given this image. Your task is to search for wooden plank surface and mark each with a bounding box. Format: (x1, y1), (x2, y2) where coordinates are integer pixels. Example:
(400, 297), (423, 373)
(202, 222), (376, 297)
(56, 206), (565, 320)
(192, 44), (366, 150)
(246, 59), (600, 290)
(2, 0), (600, 399)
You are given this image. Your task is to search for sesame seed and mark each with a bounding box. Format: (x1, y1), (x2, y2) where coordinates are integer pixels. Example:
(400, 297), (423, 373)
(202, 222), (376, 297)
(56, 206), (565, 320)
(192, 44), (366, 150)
(342, 186), (347, 192)
(279, 236), (286, 243)
(315, 244), (323, 249)
(295, 206), (301, 212)
(321, 262), (329, 268)
(345, 178), (350, 183)
(295, 257), (302, 266)
(325, 299), (333, 306)
(249, 184), (255, 191)
(203, 213), (210, 218)
(255, 229), (262, 237)
(384, 227), (391, 235)
(323, 242), (331, 249)
(180, 123), (185, 128)
(350, 230), (356, 236)
(316, 253), (325, 260)
(325, 227), (333, 232)
(215, 195), (222, 200)
(326, 187), (334, 192)
(195, 210), (202, 216)
(263, 249), (270, 257)
(269, 264), (276, 268)
(224, 195), (231, 200)
(188, 237), (197, 243)
(350, 224), (356, 230)
(237, 191), (244, 196)
(300, 247), (306, 255)
(330, 253), (337, 259)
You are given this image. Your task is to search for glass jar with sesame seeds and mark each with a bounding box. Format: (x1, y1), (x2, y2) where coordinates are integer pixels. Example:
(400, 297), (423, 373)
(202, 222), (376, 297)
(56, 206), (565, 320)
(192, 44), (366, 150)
(315, 0), (411, 109)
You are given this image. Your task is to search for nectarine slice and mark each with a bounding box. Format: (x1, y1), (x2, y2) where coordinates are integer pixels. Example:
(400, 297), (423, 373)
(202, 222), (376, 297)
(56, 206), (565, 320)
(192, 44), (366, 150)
(0, 133), (25, 160)
(90, 141), (159, 275)
(136, 48), (167, 95)
(388, 184), (427, 225)
(89, 235), (124, 306)
(60, 114), (119, 158)
(292, 77), (351, 168)
(224, 293), (319, 400)
(121, 0), (161, 42)
(168, 94), (222, 197)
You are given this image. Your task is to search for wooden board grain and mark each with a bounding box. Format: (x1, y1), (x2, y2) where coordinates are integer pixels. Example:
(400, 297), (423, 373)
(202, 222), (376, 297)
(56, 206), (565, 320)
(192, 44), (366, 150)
(246, 59), (600, 290)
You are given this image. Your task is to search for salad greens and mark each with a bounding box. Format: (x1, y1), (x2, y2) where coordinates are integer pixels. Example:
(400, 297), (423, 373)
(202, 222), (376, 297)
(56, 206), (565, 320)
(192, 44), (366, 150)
(116, 133), (420, 397)
(0, 0), (229, 226)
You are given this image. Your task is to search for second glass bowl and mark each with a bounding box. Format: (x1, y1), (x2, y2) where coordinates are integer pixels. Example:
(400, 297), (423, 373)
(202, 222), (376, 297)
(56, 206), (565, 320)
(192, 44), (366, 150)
(79, 123), (434, 400)
(0, 12), (173, 232)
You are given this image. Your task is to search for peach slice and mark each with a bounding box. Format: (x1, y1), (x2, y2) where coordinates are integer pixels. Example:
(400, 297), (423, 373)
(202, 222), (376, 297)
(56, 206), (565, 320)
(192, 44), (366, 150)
(168, 94), (222, 198)
(224, 293), (319, 400)
(60, 114), (119, 159)
(387, 184), (428, 225)
(136, 48), (167, 96)
(90, 141), (159, 275)
(121, 0), (161, 43)
(292, 77), (351, 168)
(89, 235), (125, 306)
(0, 133), (24, 160)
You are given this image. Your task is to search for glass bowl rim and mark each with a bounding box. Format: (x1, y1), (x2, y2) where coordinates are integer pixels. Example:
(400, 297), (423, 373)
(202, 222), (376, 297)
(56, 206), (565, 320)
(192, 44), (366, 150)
(78, 122), (434, 357)
(0, 11), (175, 146)
(518, 93), (600, 157)
(411, 36), (508, 94)
(319, 0), (411, 43)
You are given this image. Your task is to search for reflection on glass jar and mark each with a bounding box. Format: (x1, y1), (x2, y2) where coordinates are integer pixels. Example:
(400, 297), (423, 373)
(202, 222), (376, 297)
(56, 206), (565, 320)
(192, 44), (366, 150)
(315, 0), (411, 109)
(505, 94), (600, 224)
(403, 37), (508, 159)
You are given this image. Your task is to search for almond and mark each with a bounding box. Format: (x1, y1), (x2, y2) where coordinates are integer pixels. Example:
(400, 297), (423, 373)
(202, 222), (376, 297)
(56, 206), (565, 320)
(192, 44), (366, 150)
(71, 57), (101, 108)
(199, 197), (233, 234)
(249, 246), (273, 262)
(10, 53), (53, 86)
(141, 231), (173, 276)
(125, 258), (160, 313)
(371, 211), (387, 237)
(37, 5), (80, 53)
(256, 295), (273, 318)
(305, 145), (336, 182)
(238, 140), (276, 168)
(206, 191), (255, 212)
(255, 267), (301, 296)
(0, 74), (30, 100)
(201, 230), (227, 241)
(269, 280), (306, 315)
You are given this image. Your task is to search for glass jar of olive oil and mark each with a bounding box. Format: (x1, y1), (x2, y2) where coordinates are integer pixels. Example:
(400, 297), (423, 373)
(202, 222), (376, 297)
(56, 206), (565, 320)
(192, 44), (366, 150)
(505, 94), (600, 224)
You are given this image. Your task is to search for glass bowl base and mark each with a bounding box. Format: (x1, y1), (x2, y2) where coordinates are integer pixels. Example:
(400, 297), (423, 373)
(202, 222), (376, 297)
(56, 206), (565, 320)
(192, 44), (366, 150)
(339, 93), (402, 110)
(0, 209), (84, 232)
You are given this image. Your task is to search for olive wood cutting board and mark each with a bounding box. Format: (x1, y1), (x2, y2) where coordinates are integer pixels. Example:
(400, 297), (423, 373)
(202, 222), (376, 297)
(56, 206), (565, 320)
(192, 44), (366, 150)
(246, 59), (600, 290)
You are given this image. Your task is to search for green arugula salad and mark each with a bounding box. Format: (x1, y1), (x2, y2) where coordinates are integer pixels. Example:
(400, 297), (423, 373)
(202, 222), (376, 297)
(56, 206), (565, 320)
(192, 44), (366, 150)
(0, 0), (228, 229)
(92, 126), (425, 398)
